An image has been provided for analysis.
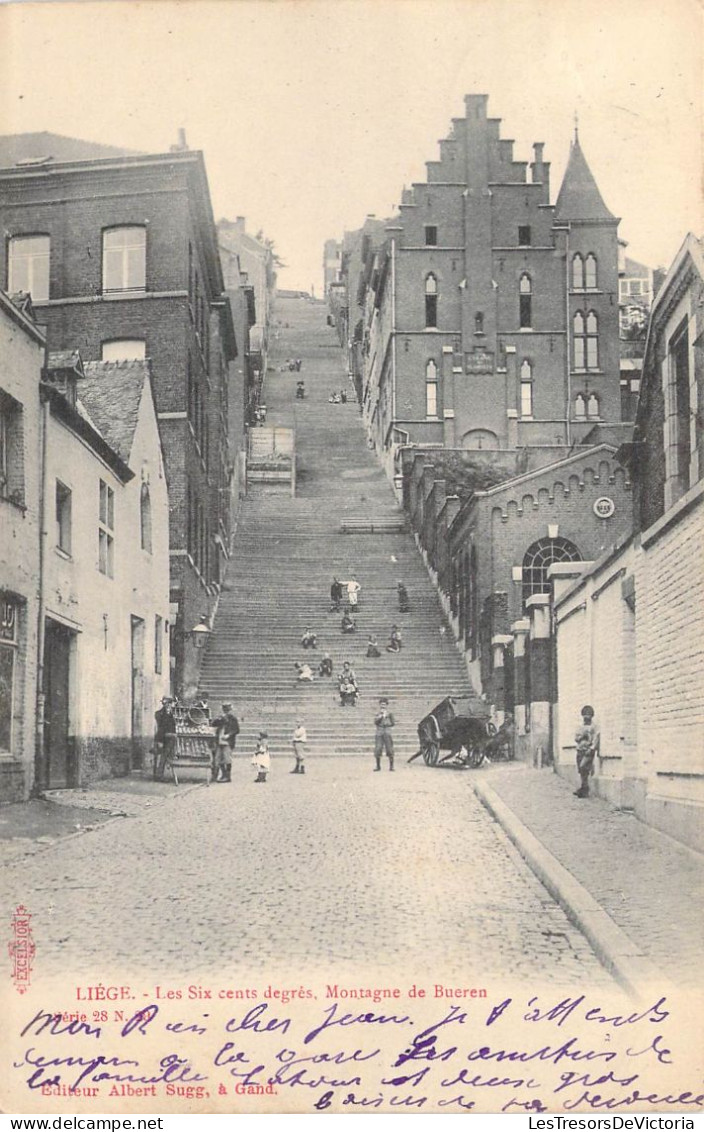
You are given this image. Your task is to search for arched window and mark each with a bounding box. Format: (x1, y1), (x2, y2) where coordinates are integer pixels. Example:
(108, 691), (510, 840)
(519, 274), (532, 328)
(140, 483), (152, 553)
(572, 254), (584, 289)
(574, 311), (599, 369)
(585, 254), (597, 289)
(520, 359), (533, 417)
(426, 359), (438, 417)
(574, 393), (586, 419)
(522, 537), (581, 607)
(425, 274), (438, 328)
(587, 392), (600, 419)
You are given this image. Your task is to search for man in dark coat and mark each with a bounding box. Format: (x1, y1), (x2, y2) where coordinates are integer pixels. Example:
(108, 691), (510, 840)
(154, 697), (176, 780)
(211, 702), (240, 783)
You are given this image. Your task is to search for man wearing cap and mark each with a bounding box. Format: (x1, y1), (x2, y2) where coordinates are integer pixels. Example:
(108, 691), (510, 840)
(153, 696), (176, 780)
(211, 702), (240, 783)
(574, 705), (600, 798)
(374, 697), (395, 772)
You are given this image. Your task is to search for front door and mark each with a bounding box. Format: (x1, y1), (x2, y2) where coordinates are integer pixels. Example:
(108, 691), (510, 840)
(44, 621), (72, 788)
(130, 616), (145, 769)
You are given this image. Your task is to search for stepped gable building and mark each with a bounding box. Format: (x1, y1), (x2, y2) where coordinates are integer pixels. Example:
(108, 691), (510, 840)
(350, 95), (626, 470)
(553, 234), (704, 851)
(0, 292), (44, 802)
(0, 131), (238, 697)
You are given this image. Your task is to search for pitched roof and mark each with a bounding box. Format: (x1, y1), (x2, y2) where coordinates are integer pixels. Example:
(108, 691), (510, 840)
(0, 132), (142, 169)
(554, 136), (616, 222)
(79, 360), (150, 465)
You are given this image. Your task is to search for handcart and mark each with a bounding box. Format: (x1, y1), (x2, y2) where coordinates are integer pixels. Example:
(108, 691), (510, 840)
(409, 694), (495, 769)
(165, 703), (216, 785)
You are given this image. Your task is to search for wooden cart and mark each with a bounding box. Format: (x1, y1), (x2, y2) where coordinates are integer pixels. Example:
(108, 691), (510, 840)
(165, 704), (215, 785)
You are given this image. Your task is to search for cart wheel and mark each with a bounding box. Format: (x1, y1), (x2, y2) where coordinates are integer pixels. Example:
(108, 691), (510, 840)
(466, 745), (486, 769)
(486, 722), (497, 736)
(423, 741), (440, 766)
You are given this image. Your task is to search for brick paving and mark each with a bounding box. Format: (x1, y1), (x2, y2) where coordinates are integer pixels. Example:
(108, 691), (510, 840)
(477, 763), (704, 986)
(0, 757), (613, 985)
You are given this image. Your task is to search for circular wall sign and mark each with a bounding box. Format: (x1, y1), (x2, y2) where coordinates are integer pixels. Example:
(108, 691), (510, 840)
(593, 496), (616, 519)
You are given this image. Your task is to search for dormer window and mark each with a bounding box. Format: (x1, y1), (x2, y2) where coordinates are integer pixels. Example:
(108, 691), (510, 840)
(102, 226), (146, 293)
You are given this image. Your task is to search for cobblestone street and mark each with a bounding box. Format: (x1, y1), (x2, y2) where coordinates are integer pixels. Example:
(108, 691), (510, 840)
(0, 757), (614, 987)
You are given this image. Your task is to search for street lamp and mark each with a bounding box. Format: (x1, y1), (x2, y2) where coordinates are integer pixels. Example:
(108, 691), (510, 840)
(190, 614), (211, 650)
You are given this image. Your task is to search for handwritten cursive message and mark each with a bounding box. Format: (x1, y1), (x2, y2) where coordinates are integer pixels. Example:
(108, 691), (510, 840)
(8, 983), (704, 1114)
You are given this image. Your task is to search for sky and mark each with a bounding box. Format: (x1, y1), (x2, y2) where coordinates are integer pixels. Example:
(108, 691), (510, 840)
(0, 0), (702, 292)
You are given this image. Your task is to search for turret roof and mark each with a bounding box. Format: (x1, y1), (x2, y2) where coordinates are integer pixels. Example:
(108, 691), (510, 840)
(554, 135), (616, 222)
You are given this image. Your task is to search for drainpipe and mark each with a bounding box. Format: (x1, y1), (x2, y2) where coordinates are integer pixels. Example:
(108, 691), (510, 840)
(565, 225), (572, 446)
(35, 388), (50, 795)
(391, 238), (397, 427)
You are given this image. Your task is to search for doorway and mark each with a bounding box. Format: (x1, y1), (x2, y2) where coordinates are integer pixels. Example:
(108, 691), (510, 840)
(130, 615), (145, 769)
(44, 620), (74, 787)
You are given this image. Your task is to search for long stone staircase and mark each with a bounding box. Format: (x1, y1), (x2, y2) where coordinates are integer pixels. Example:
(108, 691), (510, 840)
(198, 295), (474, 759)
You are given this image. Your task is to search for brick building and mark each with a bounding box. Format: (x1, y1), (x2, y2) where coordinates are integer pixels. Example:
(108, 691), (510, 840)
(330, 97), (630, 478)
(0, 133), (238, 696)
(0, 292), (44, 802)
(405, 442), (633, 759)
(553, 234), (704, 851)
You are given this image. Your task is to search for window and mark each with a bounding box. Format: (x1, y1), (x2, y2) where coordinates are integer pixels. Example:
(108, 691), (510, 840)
(0, 392), (23, 504)
(574, 311), (599, 369)
(585, 254), (597, 288)
(475, 312), (484, 334)
(630, 280), (642, 296)
(574, 393), (586, 419)
(522, 536), (581, 607)
(154, 615), (163, 674)
(102, 226), (146, 292)
(425, 274), (438, 328)
(0, 598), (18, 752)
(572, 254), (584, 289)
(519, 274), (532, 328)
(518, 226), (531, 247)
(56, 481), (72, 554)
(587, 392), (600, 419)
(520, 359), (533, 417)
(668, 320), (693, 495)
(424, 226), (438, 247)
(426, 359), (438, 417)
(8, 235), (50, 301)
(98, 479), (115, 577)
(101, 340), (146, 361)
(140, 483), (152, 553)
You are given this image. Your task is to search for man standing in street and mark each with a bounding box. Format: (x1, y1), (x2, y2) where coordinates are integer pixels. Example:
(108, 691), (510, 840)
(211, 702), (240, 783)
(574, 704), (600, 798)
(154, 696), (176, 780)
(374, 697), (395, 772)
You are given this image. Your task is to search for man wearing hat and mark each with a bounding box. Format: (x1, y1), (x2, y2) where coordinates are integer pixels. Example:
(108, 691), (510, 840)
(373, 697), (395, 772)
(574, 705), (600, 798)
(211, 702), (240, 783)
(153, 696), (176, 780)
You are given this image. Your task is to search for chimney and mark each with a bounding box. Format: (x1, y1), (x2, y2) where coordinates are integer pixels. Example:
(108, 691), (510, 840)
(531, 142), (549, 196)
(170, 128), (189, 152)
